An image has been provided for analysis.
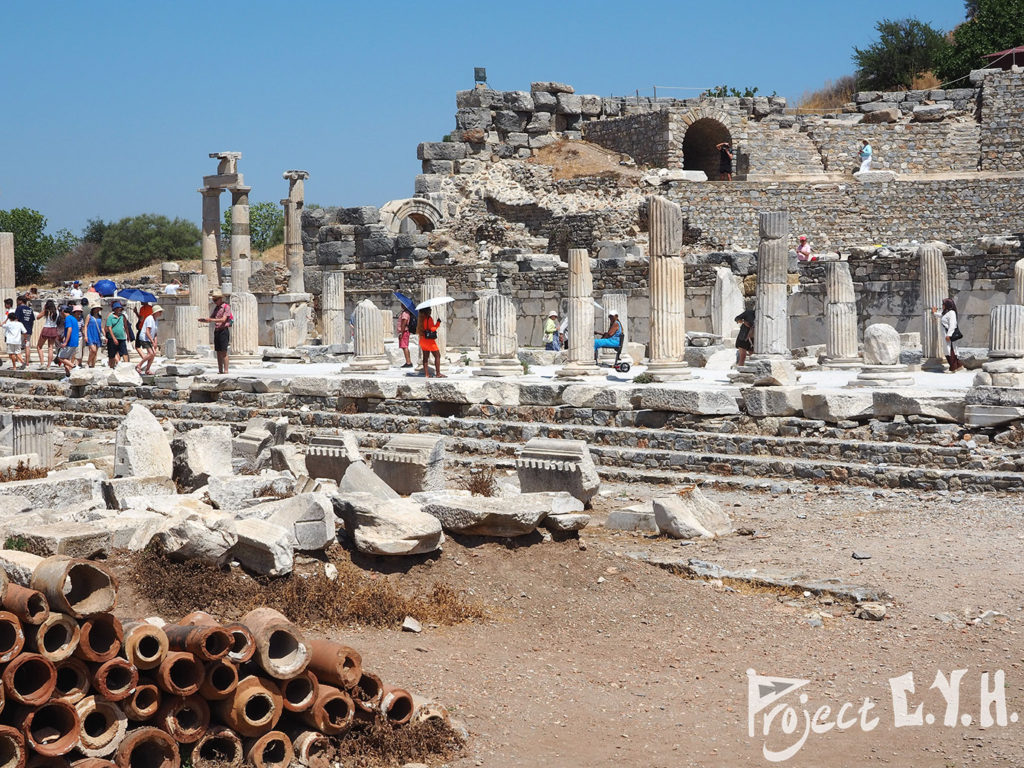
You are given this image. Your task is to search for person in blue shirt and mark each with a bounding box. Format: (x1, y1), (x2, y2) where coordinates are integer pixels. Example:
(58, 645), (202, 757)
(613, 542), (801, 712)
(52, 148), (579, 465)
(86, 304), (104, 368)
(57, 305), (81, 376)
(858, 140), (873, 173)
(593, 311), (624, 361)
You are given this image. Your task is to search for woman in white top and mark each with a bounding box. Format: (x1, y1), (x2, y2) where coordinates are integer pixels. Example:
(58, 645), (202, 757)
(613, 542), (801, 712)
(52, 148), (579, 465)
(135, 305), (162, 376)
(931, 298), (961, 372)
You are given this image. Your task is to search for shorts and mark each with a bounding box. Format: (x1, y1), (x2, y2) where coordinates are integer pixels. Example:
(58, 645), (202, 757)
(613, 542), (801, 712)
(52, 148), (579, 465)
(107, 339), (128, 358)
(137, 340), (153, 350)
(41, 327), (60, 340)
(57, 347), (77, 361)
(6, 343), (21, 355)
(214, 328), (230, 352)
(398, 331), (411, 349)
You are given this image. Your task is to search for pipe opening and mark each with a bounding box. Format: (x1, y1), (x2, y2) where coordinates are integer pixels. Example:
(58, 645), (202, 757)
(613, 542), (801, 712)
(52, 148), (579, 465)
(83, 617), (119, 656)
(323, 696), (352, 726)
(0, 734), (20, 768)
(29, 704), (76, 746)
(386, 695), (413, 722)
(244, 693), (273, 723)
(261, 737), (287, 765)
(229, 628), (252, 657)
(83, 709), (115, 740)
(169, 657), (201, 689)
(23, 592), (48, 622)
(63, 563), (115, 615)
(131, 686), (159, 714)
(42, 622), (74, 654)
(357, 673), (381, 700)
(202, 630), (230, 659)
(13, 657), (53, 697)
(102, 663), (134, 694)
(128, 738), (175, 768)
(0, 621), (18, 656)
(136, 634), (162, 662)
(55, 662), (87, 697)
(283, 676), (313, 707)
(175, 704), (200, 730)
(267, 630), (300, 666)
(208, 663), (236, 693)
(199, 735), (239, 762)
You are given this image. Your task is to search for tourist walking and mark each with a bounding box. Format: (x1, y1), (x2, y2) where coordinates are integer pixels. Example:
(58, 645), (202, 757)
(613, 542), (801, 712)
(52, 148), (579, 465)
(105, 301), (130, 368)
(37, 300), (60, 369)
(3, 311), (27, 370)
(86, 304), (103, 368)
(200, 289), (233, 374)
(735, 304), (755, 366)
(397, 305), (415, 368)
(136, 304), (162, 375)
(57, 305), (81, 376)
(932, 298), (962, 372)
(717, 141), (734, 181)
(2, 298), (12, 322)
(858, 140), (872, 173)
(418, 307), (442, 378)
(593, 311), (623, 360)
(12, 295), (34, 367)
(543, 311), (561, 351)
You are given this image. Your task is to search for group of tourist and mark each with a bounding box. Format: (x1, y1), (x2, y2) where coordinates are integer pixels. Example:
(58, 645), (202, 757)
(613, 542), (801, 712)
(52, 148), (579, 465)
(396, 304), (443, 377)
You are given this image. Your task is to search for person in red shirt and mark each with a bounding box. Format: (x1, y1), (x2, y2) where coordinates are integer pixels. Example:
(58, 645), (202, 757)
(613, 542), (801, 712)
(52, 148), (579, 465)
(200, 290), (233, 374)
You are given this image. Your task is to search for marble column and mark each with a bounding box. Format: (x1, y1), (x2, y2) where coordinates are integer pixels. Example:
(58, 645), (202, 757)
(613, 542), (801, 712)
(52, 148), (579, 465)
(476, 294), (521, 377)
(420, 277), (448, 360)
(274, 319), (298, 349)
(381, 310), (395, 340)
(322, 271), (346, 346)
(283, 170), (309, 294)
(919, 244), (949, 371)
(823, 262), (860, 366)
(558, 248), (599, 377)
(187, 273), (209, 311)
(1015, 258), (1024, 305)
(646, 195), (691, 380)
(753, 211), (790, 357)
(600, 292), (629, 363)
(0, 233), (15, 306)
(711, 266), (743, 343)
(230, 292), (259, 356)
(989, 305), (1024, 358)
(230, 186), (252, 292)
(13, 411), (54, 469)
(174, 305), (200, 355)
(200, 188), (222, 288)
(474, 289), (498, 351)
(350, 299), (389, 370)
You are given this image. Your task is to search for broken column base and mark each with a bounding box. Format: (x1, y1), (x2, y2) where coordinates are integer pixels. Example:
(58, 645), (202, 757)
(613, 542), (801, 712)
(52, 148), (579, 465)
(820, 357), (863, 370)
(644, 360), (692, 382)
(850, 364), (915, 388)
(348, 357), (391, 372)
(921, 357), (948, 373)
(556, 361), (601, 379)
(475, 358), (523, 377)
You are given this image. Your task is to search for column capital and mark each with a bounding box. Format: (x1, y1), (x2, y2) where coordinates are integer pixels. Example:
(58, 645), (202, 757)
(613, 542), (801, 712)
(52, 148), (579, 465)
(283, 170), (310, 181)
(199, 187), (223, 197)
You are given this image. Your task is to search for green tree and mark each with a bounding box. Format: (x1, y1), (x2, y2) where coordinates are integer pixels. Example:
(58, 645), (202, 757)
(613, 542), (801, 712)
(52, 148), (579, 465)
(853, 18), (949, 90)
(936, 0), (1024, 82)
(82, 217), (108, 244)
(0, 208), (77, 285)
(97, 214), (200, 273)
(222, 201), (285, 254)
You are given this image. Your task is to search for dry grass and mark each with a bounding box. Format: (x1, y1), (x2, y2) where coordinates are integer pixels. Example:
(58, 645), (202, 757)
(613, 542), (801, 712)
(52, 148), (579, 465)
(911, 71), (942, 90)
(794, 75), (857, 112)
(129, 547), (485, 629)
(462, 467), (497, 497)
(0, 461), (48, 484)
(530, 139), (643, 180)
(328, 719), (465, 767)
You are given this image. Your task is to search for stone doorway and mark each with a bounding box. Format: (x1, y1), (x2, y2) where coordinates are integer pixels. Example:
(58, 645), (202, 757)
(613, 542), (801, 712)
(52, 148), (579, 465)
(682, 118), (732, 180)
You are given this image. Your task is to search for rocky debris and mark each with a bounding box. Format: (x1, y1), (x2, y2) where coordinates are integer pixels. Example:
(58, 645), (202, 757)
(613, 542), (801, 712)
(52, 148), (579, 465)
(151, 513), (238, 564)
(232, 518), (296, 576)
(855, 602), (887, 620)
(235, 493), (336, 551)
(418, 491), (579, 537)
(171, 425), (233, 492)
(652, 487), (732, 539)
(516, 438), (601, 506)
(863, 323), (901, 365)
(605, 502), (659, 533)
(339, 461), (401, 500)
(206, 471), (296, 510)
(339, 496), (445, 556)
(114, 404), (172, 479)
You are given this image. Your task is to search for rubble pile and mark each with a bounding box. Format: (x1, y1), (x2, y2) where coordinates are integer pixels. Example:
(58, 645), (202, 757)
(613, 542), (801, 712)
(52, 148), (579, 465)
(0, 552), (447, 767)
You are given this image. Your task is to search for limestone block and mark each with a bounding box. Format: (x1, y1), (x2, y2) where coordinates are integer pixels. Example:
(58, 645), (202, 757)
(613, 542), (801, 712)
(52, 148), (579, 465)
(114, 405), (173, 479)
(233, 426), (274, 464)
(171, 426), (233, 492)
(206, 472), (295, 511)
(531, 81), (575, 94)
(605, 503), (659, 534)
(152, 513), (238, 565)
(652, 487), (732, 539)
(370, 435), (445, 495)
(861, 107), (898, 123)
(3, 522), (110, 558)
(123, 495), (214, 517)
(337, 462), (400, 500)
(801, 390), (874, 423)
(0, 468), (106, 510)
(853, 170), (897, 183)
(417, 142), (468, 161)
(749, 359), (797, 386)
(104, 511), (165, 551)
(637, 387), (740, 415)
(305, 433), (361, 483)
(236, 493), (335, 551)
(0, 550), (43, 586)
(742, 386), (805, 418)
(541, 513), (591, 532)
(102, 476), (177, 510)
(349, 498), (444, 556)
(419, 492), (553, 537)
(579, 95), (602, 115)
(870, 390), (965, 423)
(560, 385), (634, 411)
(912, 104), (952, 122)
(555, 93), (582, 114)
(516, 438), (600, 506)
(863, 323), (901, 365)
(232, 518), (296, 576)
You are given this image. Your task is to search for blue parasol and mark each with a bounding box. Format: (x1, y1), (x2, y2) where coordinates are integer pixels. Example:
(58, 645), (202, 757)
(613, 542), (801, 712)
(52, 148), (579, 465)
(393, 291), (417, 316)
(93, 279), (117, 297)
(117, 288), (158, 303)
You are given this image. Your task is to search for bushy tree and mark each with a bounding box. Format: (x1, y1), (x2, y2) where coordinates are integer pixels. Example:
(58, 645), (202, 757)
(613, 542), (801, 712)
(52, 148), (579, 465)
(0, 208), (77, 285)
(222, 201), (285, 254)
(853, 18), (950, 90)
(97, 214), (200, 272)
(936, 0), (1024, 82)
(81, 217), (108, 245)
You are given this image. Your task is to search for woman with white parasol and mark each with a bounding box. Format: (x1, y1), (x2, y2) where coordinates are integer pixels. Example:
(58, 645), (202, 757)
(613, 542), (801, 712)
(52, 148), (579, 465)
(416, 295), (452, 378)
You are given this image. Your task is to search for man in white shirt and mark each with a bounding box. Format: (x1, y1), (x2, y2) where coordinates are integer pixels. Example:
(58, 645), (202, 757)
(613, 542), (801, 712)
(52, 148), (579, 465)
(164, 279), (181, 295)
(68, 281), (84, 300)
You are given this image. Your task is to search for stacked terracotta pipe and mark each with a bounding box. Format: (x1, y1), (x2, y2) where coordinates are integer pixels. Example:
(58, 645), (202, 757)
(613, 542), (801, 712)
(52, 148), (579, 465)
(0, 554), (441, 768)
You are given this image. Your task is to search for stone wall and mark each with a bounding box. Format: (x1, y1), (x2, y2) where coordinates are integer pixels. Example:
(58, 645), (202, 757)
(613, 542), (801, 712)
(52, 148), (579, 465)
(980, 69), (1024, 172)
(803, 120), (980, 173)
(580, 112), (671, 167)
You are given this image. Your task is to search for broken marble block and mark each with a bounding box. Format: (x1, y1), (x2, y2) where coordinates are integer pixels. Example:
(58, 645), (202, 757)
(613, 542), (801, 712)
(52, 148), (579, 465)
(418, 491), (557, 537)
(231, 518), (296, 576)
(370, 435), (445, 495)
(305, 432), (362, 483)
(235, 493), (335, 550)
(347, 498), (444, 556)
(114, 404), (173, 479)
(605, 502), (659, 534)
(652, 486), (732, 539)
(172, 425), (233, 492)
(515, 438), (600, 507)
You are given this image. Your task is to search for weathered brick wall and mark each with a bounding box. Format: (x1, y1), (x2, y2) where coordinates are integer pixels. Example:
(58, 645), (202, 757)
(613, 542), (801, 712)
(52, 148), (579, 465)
(580, 112), (671, 167)
(980, 70), (1024, 171)
(803, 120), (981, 173)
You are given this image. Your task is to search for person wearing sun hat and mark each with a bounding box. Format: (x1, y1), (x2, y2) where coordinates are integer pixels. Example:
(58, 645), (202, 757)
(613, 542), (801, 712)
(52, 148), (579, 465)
(136, 304), (163, 375)
(200, 289), (233, 374)
(105, 301), (130, 368)
(85, 301), (104, 368)
(543, 310), (561, 351)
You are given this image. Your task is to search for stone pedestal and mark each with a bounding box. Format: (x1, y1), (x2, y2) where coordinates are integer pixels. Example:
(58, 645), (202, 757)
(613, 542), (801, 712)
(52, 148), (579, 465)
(753, 211), (790, 357)
(558, 248), (600, 378)
(350, 299), (389, 370)
(322, 271), (346, 347)
(420, 277), (448, 359)
(851, 364), (915, 388)
(13, 412), (54, 469)
(989, 305), (1024, 358)
(823, 262), (860, 366)
(646, 196), (691, 380)
(231, 292), (259, 356)
(229, 186), (252, 292)
(283, 170), (309, 295)
(174, 305), (200, 355)
(0, 233), (14, 306)
(476, 294), (521, 377)
(711, 266), (743, 343)
(599, 292), (630, 364)
(200, 188), (223, 288)
(919, 244), (949, 371)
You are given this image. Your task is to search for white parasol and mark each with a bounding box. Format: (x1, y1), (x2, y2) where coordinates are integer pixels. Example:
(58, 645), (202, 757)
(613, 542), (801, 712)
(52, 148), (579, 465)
(415, 296), (455, 311)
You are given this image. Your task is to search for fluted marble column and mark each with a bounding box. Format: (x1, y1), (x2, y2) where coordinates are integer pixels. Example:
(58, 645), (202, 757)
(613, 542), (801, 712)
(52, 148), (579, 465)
(477, 294), (521, 377)
(420, 277), (448, 360)
(381, 310), (395, 340)
(200, 188), (222, 287)
(646, 195), (691, 380)
(229, 186), (252, 292)
(13, 411), (54, 469)
(711, 266), (743, 342)
(283, 170), (309, 294)
(0, 232), (14, 306)
(322, 271), (346, 346)
(558, 248), (599, 377)
(350, 299), (389, 370)
(989, 305), (1024, 358)
(1015, 259), (1024, 305)
(823, 262), (860, 365)
(274, 319), (298, 349)
(230, 292), (259, 356)
(753, 211), (790, 357)
(174, 305), (200, 355)
(919, 244), (949, 371)
(187, 273), (209, 310)
(600, 292), (630, 363)
(474, 289), (498, 351)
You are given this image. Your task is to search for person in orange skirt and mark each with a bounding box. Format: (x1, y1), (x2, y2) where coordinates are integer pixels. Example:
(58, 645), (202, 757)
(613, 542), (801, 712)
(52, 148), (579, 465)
(418, 307), (443, 378)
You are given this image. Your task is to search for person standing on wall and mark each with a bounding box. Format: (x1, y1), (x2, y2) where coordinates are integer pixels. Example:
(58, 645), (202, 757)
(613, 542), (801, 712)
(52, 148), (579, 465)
(858, 140), (872, 173)
(418, 307), (443, 378)
(200, 289), (233, 375)
(717, 141), (734, 181)
(931, 298), (963, 373)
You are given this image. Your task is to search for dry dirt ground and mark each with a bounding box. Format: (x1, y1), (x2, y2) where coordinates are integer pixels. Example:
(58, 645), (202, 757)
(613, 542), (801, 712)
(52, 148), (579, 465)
(112, 478), (1024, 768)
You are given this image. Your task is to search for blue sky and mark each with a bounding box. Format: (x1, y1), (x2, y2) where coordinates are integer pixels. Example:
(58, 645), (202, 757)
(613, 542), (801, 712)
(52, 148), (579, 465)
(2, 0), (968, 235)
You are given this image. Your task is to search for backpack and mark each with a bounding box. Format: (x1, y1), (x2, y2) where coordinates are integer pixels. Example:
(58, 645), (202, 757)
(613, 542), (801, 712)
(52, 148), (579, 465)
(407, 313), (417, 334)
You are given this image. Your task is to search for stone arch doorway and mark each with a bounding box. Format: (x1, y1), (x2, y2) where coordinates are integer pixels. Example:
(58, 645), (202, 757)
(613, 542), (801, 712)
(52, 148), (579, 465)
(379, 198), (443, 235)
(682, 118), (732, 180)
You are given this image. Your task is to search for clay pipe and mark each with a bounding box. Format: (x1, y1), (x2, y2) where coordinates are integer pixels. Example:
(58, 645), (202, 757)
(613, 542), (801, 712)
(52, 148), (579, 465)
(26, 613), (79, 663)
(0, 724), (25, 768)
(306, 638), (362, 690)
(381, 686), (414, 726)
(0, 610), (25, 664)
(90, 659), (138, 702)
(52, 658), (91, 704)
(279, 670), (319, 713)
(162, 624), (231, 662)
(191, 726), (242, 768)
(154, 694), (210, 744)
(112, 726), (179, 768)
(298, 683), (355, 736)
(243, 731), (292, 768)
(121, 682), (161, 721)
(240, 608), (310, 679)
(26, 758), (70, 768)
(212, 676), (283, 738)
(3, 653), (57, 706)
(121, 622), (168, 671)
(2, 585), (48, 626)
(71, 760), (117, 768)
(73, 696), (127, 758)
(199, 659), (238, 701)
(178, 613), (255, 664)
(153, 651), (202, 697)
(287, 730), (330, 767)
(30, 557), (116, 619)
(74, 614), (122, 664)
(352, 670), (383, 720)
(13, 699), (81, 757)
